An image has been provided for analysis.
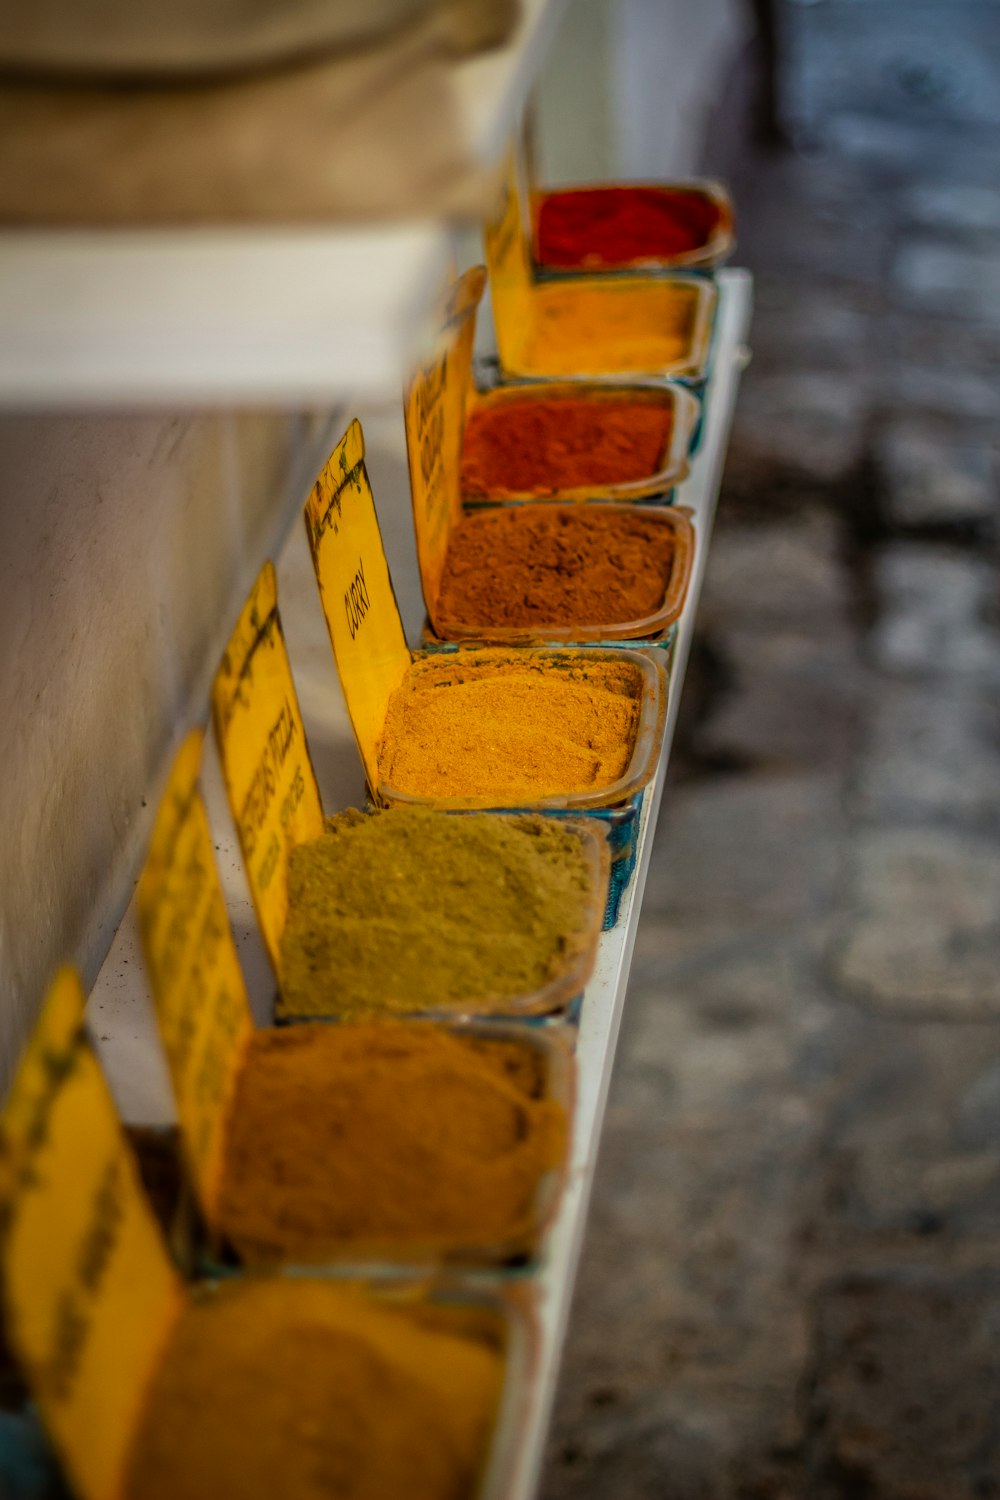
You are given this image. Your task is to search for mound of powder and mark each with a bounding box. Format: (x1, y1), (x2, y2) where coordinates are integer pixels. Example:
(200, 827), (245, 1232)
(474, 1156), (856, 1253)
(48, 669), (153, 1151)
(216, 1021), (566, 1262)
(124, 1280), (503, 1500)
(378, 651), (643, 801)
(460, 394), (672, 496)
(536, 185), (722, 269)
(279, 806), (600, 1018)
(437, 505), (675, 628)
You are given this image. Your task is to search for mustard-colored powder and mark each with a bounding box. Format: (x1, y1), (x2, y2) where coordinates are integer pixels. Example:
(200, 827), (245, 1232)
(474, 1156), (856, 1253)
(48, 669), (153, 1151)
(378, 651), (643, 802)
(514, 280), (702, 377)
(216, 1022), (567, 1263)
(124, 1279), (504, 1500)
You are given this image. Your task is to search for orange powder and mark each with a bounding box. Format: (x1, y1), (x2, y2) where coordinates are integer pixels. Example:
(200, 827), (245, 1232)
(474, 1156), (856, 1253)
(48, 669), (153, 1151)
(509, 279), (704, 377)
(378, 651), (643, 802)
(215, 1022), (567, 1263)
(123, 1279), (504, 1500)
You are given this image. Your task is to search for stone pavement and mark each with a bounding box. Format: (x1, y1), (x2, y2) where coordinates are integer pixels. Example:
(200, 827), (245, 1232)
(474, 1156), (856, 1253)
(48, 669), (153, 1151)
(539, 3), (1000, 1497)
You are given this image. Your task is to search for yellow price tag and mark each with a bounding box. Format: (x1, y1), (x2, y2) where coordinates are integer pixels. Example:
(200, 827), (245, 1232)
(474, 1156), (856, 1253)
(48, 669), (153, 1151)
(303, 419), (411, 795)
(0, 969), (183, 1500)
(211, 561), (325, 970)
(403, 267), (486, 629)
(137, 730), (254, 1228)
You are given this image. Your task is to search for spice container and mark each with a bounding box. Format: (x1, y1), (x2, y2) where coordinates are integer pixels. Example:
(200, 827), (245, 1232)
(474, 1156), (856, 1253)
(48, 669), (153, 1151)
(531, 179), (735, 274)
(459, 380), (701, 505)
(204, 1022), (575, 1272)
(278, 808), (608, 1021)
(484, 154), (719, 387)
(130, 1274), (530, 1500)
(424, 503), (694, 646)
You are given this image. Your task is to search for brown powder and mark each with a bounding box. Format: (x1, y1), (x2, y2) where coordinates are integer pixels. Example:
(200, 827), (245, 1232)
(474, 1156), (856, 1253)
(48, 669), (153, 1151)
(378, 650), (644, 801)
(216, 1022), (567, 1262)
(124, 1279), (504, 1500)
(436, 504), (676, 628)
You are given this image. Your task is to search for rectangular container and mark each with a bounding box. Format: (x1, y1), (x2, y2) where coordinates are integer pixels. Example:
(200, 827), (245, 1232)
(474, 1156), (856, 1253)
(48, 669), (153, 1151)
(460, 380), (701, 506)
(196, 1020), (576, 1275)
(424, 505), (694, 647)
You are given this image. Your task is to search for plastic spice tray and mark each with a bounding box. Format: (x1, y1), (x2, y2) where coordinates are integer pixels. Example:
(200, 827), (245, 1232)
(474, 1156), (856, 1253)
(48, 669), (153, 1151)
(424, 505), (694, 648)
(461, 380), (702, 505)
(276, 816), (610, 1025)
(193, 1020), (576, 1275)
(531, 179), (736, 275)
(377, 645), (667, 816)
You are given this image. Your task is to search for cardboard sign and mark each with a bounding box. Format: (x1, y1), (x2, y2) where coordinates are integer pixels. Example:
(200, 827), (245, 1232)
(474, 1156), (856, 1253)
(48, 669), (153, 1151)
(137, 729), (254, 1226)
(211, 561), (325, 969)
(0, 969), (183, 1500)
(483, 147), (536, 372)
(403, 266), (486, 627)
(303, 419), (411, 796)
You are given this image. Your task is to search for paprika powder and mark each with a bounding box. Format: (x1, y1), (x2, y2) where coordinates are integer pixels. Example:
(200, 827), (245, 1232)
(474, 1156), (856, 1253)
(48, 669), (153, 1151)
(460, 392), (674, 498)
(535, 184), (728, 269)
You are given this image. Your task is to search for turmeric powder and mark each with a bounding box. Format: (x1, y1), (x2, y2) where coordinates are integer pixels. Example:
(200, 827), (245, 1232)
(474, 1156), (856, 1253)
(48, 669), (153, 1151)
(216, 1022), (567, 1263)
(510, 278), (707, 378)
(279, 807), (601, 1018)
(124, 1279), (504, 1500)
(379, 651), (643, 801)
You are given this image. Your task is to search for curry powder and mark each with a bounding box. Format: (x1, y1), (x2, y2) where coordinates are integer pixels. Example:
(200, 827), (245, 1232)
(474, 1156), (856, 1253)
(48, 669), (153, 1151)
(124, 1279), (503, 1500)
(279, 806), (598, 1018)
(215, 1021), (566, 1262)
(437, 505), (675, 628)
(378, 651), (642, 801)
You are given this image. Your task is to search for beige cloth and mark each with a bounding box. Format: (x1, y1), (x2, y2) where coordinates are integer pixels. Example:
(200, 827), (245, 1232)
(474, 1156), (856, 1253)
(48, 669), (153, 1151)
(0, 9), (514, 223)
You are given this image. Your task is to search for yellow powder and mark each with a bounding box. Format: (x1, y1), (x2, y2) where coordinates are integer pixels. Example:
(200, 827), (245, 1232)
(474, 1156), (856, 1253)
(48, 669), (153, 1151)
(378, 651), (643, 801)
(124, 1279), (504, 1500)
(519, 280), (702, 376)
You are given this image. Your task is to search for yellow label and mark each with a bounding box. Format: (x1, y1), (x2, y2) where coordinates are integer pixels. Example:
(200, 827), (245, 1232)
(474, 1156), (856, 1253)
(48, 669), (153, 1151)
(303, 419), (411, 795)
(137, 730), (254, 1228)
(211, 561), (325, 969)
(403, 267), (486, 626)
(0, 969), (183, 1500)
(483, 147), (536, 370)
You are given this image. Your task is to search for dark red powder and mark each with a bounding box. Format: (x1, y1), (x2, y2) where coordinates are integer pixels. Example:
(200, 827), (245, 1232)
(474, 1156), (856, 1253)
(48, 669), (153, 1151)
(460, 396), (672, 498)
(535, 186), (721, 270)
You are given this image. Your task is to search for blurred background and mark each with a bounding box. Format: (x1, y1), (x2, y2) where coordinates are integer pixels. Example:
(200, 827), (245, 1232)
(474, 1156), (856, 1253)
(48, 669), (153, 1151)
(0, 1), (998, 1495)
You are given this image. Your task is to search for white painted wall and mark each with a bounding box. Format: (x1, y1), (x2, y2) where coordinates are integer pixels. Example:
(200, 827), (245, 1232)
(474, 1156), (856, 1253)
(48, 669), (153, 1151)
(534, 0), (751, 181)
(0, 410), (330, 1088)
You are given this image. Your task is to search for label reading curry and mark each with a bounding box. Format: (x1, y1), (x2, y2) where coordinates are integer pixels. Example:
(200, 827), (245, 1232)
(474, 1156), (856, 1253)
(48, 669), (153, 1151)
(304, 419), (411, 794)
(0, 969), (183, 1500)
(403, 267), (486, 623)
(211, 561), (324, 969)
(137, 730), (254, 1225)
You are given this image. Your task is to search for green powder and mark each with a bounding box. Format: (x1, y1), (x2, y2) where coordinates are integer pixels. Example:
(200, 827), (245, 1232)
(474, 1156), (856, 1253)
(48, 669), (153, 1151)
(278, 807), (599, 1019)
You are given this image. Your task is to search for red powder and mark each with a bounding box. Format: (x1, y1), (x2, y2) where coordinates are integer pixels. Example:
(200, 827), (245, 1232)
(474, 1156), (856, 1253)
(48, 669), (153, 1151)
(460, 396), (672, 498)
(535, 186), (721, 270)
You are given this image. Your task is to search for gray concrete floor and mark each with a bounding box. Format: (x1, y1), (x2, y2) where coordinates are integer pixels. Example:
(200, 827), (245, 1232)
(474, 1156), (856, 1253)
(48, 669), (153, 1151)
(539, 3), (1000, 1497)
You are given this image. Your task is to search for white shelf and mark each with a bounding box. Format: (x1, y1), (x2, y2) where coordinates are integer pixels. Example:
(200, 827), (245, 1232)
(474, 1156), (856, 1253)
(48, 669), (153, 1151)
(0, 0), (563, 411)
(87, 268), (751, 1498)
